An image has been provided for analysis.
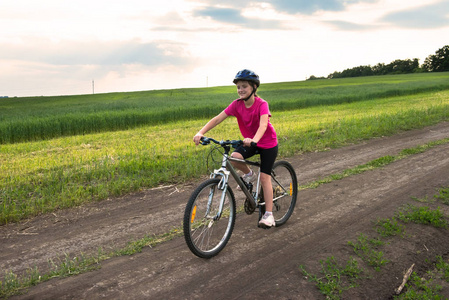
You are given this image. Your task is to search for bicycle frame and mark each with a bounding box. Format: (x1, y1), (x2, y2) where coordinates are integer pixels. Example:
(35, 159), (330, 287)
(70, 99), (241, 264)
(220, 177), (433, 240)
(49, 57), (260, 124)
(200, 136), (292, 221)
(209, 143), (261, 218)
(224, 157), (290, 204)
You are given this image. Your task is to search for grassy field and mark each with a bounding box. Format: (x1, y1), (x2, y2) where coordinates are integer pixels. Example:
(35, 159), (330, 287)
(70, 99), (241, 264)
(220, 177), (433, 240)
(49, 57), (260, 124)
(1, 72), (449, 224)
(2, 72), (449, 145)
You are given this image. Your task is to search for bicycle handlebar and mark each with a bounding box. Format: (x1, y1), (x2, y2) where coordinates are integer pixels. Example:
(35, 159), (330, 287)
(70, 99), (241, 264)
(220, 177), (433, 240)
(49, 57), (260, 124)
(200, 137), (257, 148)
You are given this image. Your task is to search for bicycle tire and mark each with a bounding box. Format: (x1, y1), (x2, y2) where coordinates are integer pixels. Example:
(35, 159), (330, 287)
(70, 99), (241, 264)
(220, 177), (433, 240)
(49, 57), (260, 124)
(271, 160), (298, 227)
(183, 178), (236, 258)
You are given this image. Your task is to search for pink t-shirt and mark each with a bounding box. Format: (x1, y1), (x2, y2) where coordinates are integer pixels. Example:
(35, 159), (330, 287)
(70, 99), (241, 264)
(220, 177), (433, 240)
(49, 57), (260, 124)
(224, 97), (278, 149)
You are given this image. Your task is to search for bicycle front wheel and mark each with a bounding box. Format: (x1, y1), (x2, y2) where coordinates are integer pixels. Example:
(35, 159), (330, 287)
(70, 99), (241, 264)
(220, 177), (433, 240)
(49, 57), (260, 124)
(271, 160), (298, 227)
(183, 178), (236, 259)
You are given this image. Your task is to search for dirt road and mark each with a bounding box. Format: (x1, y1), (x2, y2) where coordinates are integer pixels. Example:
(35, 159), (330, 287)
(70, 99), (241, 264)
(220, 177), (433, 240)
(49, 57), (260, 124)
(2, 122), (449, 299)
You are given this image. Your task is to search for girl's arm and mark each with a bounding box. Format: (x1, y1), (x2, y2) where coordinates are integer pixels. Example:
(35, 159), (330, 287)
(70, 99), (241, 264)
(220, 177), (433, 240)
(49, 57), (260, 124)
(193, 111), (228, 145)
(245, 114), (268, 146)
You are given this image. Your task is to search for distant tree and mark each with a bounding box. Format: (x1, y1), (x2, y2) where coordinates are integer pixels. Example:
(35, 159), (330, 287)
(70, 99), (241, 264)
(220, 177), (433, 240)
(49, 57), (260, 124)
(423, 45), (449, 72)
(327, 58), (421, 79)
(307, 75), (326, 80)
(330, 65), (373, 78)
(325, 46), (449, 79)
(342, 65), (371, 77)
(327, 71), (342, 79)
(372, 63), (387, 75)
(386, 59), (420, 74)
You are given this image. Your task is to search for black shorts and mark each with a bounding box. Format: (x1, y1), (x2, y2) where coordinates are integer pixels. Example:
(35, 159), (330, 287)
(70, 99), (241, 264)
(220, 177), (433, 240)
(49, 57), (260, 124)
(234, 144), (278, 175)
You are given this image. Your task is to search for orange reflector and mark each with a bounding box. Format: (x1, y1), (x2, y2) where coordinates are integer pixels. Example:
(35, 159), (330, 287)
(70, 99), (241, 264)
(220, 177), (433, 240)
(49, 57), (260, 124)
(191, 206), (197, 223)
(290, 183), (293, 196)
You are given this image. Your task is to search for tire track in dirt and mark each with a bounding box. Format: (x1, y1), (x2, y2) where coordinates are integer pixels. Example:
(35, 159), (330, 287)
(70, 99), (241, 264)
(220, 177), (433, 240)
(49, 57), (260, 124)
(2, 122), (449, 299)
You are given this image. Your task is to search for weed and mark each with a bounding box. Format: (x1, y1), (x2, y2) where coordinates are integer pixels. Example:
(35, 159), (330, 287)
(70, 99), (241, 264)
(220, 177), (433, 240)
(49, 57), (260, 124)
(396, 256), (449, 299)
(116, 228), (183, 256)
(395, 272), (443, 299)
(435, 256), (449, 282)
(299, 138), (449, 192)
(434, 187), (449, 205)
(303, 186), (449, 299)
(395, 205), (448, 228)
(375, 217), (406, 237)
(347, 234), (389, 270)
(48, 253), (101, 278)
(412, 195), (434, 203)
(0, 271), (20, 298)
(0, 228), (182, 298)
(300, 256), (363, 299)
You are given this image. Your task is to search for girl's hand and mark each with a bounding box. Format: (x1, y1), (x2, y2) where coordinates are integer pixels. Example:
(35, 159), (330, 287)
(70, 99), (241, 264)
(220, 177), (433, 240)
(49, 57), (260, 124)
(193, 133), (204, 145)
(243, 138), (254, 147)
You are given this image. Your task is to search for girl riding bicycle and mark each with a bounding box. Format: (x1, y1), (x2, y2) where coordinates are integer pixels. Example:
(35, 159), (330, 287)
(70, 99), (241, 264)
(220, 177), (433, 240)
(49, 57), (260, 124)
(193, 69), (278, 228)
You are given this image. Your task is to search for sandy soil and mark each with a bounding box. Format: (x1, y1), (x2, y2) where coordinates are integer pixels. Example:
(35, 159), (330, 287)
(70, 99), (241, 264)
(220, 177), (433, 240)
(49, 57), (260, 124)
(2, 122), (449, 299)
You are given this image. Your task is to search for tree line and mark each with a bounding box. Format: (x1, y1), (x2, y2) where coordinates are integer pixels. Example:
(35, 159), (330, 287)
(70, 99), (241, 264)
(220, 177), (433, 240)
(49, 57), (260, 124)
(308, 45), (449, 80)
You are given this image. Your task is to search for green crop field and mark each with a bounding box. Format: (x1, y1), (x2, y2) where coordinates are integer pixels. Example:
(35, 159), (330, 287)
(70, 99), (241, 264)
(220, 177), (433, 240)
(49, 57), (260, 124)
(1, 72), (449, 224)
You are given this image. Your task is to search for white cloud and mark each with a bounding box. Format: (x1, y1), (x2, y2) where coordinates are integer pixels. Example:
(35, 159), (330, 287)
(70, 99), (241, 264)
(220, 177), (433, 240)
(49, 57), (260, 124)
(0, 0), (448, 97)
(381, 0), (449, 29)
(192, 6), (286, 29)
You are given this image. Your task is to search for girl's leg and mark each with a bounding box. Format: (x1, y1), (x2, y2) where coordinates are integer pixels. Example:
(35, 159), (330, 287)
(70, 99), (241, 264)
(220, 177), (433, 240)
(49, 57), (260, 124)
(231, 151), (251, 174)
(258, 145), (277, 213)
(260, 172), (273, 212)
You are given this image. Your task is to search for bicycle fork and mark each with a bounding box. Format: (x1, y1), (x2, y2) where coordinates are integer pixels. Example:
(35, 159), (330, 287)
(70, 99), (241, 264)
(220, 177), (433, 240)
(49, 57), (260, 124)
(207, 170), (230, 221)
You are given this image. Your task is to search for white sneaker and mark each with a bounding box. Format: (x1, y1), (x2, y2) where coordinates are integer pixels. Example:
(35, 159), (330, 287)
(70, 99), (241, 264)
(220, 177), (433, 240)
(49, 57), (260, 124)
(259, 213), (275, 228)
(242, 171), (256, 184)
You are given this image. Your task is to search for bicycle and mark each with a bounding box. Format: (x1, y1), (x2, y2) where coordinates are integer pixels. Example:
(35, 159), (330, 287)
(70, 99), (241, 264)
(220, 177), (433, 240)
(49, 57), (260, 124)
(183, 137), (298, 259)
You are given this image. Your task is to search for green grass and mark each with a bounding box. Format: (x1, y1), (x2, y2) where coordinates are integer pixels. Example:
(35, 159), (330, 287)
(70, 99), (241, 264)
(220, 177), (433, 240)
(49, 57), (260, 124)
(1, 73), (449, 144)
(436, 256), (449, 282)
(300, 256), (364, 299)
(434, 187), (449, 205)
(299, 138), (449, 190)
(395, 272), (444, 299)
(395, 205), (448, 228)
(0, 227), (183, 298)
(0, 252), (104, 299)
(347, 234), (388, 271)
(2, 73), (449, 224)
(374, 217), (406, 238)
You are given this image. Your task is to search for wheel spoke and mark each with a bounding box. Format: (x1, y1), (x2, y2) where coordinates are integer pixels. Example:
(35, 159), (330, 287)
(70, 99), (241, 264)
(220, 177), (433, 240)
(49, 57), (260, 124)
(270, 161), (298, 226)
(183, 178), (236, 258)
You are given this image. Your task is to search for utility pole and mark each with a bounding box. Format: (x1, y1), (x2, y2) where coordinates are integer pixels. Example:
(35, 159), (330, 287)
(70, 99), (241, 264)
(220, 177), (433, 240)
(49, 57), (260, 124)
(92, 80), (95, 94)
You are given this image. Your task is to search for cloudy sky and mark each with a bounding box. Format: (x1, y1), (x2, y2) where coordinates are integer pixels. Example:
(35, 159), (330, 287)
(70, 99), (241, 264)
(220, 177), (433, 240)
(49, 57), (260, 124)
(1, 0), (448, 97)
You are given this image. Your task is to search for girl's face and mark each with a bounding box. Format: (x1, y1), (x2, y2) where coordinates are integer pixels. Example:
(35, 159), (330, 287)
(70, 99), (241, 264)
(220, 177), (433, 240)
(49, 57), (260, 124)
(236, 80), (254, 99)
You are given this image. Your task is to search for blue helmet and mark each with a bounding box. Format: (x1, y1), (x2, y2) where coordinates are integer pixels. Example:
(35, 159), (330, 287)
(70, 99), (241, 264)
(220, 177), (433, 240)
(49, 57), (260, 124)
(233, 69), (260, 87)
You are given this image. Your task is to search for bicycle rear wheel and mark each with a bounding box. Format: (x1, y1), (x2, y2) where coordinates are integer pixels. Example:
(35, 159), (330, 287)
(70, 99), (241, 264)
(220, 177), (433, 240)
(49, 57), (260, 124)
(183, 178), (236, 258)
(271, 160), (298, 227)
